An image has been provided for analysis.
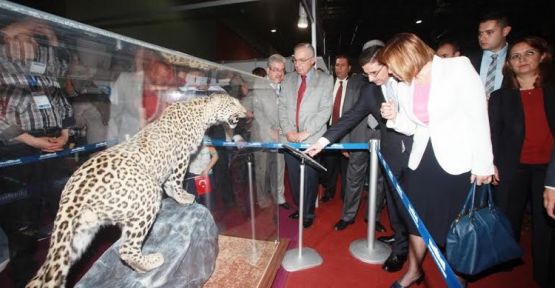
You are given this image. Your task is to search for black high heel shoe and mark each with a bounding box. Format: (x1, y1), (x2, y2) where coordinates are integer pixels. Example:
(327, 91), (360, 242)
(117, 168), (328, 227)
(390, 273), (425, 288)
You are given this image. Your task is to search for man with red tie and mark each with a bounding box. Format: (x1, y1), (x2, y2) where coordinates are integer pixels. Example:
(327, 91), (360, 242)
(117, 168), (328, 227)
(278, 43), (333, 228)
(320, 55), (365, 207)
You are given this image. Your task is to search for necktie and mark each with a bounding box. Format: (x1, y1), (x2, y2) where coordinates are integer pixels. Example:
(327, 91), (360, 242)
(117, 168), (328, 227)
(272, 83), (281, 96)
(485, 54), (498, 98)
(331, 80), (343, 124)
(296, 75), (306, 131)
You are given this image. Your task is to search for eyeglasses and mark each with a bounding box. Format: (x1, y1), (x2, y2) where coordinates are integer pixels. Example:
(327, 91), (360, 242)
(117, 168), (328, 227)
(268, 66), (285, 73)
(362, 65), (384, 78)
(292, 57), (313, 64)
(509, 49), (540, 61)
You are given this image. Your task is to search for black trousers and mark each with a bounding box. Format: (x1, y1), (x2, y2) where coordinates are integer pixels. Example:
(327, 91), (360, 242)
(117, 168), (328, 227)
(384, 168), (409, 256)
(320, 151), (348, 200)
(0, 142), (65, 287)
(212, 147), (235, 207)
(381, 134), (412, 256)
(284, 153), (320, 220)
(494, 163), (555, 287)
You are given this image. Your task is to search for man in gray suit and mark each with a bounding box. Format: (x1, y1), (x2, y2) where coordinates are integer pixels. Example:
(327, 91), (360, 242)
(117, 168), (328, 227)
(245, 54), (290, 209)
(278, 43), (333, 228)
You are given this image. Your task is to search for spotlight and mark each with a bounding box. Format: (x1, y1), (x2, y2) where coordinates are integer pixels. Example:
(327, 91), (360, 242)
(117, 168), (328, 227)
(271, 29), (277, 33)
(415, 19), (423, 24)
(297, 3), (308, 29)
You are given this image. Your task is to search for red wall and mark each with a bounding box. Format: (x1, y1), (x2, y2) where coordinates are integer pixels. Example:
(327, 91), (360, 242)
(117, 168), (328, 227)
(215, 24), (264, 61)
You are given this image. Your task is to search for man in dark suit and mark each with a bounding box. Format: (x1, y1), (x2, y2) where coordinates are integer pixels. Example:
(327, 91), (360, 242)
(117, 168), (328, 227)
(467, 11), (511, 98)
(543, 153), (555, 288)
(320, 55), (365, 205)
(278, 43), (333, 228)
(545, 153), (555, 220)
(435, 39), (461, 58)
(306, 44), (412, 272)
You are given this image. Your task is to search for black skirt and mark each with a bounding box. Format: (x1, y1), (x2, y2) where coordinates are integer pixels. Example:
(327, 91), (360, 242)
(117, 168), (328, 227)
(402, 141), (470, 247)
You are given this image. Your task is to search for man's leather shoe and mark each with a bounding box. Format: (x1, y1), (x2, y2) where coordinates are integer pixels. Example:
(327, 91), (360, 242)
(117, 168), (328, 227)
(289, 211), (299, 219)
(382, 253), (407, 272)
(378, 235), (396, 244)
(366, 219), (387, 232)
(375, 221), (386, 232)
(334, 219), (355, 231)
(321, 195), (332, 203)
(303, 219), (313, 228)
(279, 202), (291, 210)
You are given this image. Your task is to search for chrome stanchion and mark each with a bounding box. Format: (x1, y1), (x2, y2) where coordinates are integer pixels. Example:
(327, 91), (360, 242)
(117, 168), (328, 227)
(349, 139), (391, 264)
(281, 157), (323, 271)
(248, 154), (256, 239)
(246, 153), (262, 264)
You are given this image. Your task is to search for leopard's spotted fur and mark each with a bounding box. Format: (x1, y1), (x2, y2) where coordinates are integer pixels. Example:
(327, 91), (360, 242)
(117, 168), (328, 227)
(26, 94), (246, 288)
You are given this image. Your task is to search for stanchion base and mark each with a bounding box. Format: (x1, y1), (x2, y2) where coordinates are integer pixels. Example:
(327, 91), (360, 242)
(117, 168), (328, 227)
(281, 247), (323, 272)
(349, 239), (391, 264)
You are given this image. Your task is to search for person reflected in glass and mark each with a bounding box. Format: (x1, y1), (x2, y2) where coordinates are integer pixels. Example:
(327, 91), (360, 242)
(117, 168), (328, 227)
(0, 17), (74, 287)
(243, 54), (290, 209)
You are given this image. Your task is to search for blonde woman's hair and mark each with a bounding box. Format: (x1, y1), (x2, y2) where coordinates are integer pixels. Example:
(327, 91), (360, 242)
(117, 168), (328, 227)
(378, 33), (435, 82)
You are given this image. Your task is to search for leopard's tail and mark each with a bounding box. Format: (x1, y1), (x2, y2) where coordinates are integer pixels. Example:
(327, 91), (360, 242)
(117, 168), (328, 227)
(26, 208), (100, 288)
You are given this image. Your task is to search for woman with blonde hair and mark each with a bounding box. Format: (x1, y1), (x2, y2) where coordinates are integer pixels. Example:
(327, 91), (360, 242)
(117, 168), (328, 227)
(380, 33), (494, 287)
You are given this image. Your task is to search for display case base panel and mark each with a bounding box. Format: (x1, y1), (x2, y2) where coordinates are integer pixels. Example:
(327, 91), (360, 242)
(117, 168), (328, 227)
(204, 236), (288, 288)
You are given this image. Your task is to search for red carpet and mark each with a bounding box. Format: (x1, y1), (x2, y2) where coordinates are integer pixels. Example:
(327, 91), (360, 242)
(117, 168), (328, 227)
(277, 190), (537, 288)
(0, 184), (538, 288)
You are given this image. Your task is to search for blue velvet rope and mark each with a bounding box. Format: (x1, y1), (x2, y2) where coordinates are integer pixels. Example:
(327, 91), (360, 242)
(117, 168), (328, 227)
(0, 137), (462, 287)
(0, 140), (117, 168)
(376, 150), (463, 288)
(0, 140), (369, 168)
(206, 140), (369, 150)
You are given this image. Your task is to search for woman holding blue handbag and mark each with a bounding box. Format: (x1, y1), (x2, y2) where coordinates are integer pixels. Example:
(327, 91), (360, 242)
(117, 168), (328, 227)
(489, 36), (555, 288)
(380, 33), (494, 287)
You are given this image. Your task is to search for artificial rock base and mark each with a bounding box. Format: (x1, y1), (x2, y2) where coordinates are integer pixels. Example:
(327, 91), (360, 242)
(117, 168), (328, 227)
(76, 199), (218, 288)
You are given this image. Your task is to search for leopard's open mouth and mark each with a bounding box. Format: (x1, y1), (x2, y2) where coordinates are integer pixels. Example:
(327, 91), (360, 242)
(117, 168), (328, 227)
(227, 114), (240, 129)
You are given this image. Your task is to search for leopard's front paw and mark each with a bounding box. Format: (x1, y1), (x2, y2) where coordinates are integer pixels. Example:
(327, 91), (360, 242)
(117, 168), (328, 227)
(172, 190), (195, 205)
(123, 252), (164, 273)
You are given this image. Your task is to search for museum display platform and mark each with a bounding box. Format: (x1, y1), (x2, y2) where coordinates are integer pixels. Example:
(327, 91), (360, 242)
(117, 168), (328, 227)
(0, 1), (284, 287)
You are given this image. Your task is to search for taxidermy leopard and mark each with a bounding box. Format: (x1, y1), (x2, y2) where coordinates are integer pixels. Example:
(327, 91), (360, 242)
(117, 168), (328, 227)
(26, 93), (246, 288)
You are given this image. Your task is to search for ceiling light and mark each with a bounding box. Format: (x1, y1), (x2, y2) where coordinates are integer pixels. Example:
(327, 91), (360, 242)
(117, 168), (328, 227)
(415, 19), (423, 24)
(297, 3), (308, 29)
(271, 29), (277, 33)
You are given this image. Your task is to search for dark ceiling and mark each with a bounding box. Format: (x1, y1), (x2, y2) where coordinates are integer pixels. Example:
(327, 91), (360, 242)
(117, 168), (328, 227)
(8, 0), (555, 66)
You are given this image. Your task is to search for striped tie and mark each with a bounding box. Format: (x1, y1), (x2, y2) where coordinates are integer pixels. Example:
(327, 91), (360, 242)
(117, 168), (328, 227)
(485, 54), (498, 99)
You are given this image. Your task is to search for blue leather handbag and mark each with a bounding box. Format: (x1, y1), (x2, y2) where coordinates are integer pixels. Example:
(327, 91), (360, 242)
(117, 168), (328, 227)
(446, 184), (522, 275)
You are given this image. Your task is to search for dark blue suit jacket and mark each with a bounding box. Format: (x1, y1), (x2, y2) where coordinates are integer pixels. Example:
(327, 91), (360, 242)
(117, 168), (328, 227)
(323, 82), (412, 176)
(489, 85), (555, 180)
(546, 153), (555, 187)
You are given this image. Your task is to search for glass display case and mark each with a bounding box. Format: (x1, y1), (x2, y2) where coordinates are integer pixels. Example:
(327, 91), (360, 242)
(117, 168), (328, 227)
(0, 1), (285, 287)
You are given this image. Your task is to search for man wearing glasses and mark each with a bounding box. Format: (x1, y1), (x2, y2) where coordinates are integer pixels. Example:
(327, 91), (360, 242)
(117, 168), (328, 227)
(278, 43), (333, 228)
(306, 41), (412, 272)
(244, 54), (291, 210)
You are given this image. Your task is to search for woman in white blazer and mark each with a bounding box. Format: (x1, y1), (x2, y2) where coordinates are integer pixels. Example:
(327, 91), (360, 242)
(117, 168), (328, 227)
(379, 33), (494, 288)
